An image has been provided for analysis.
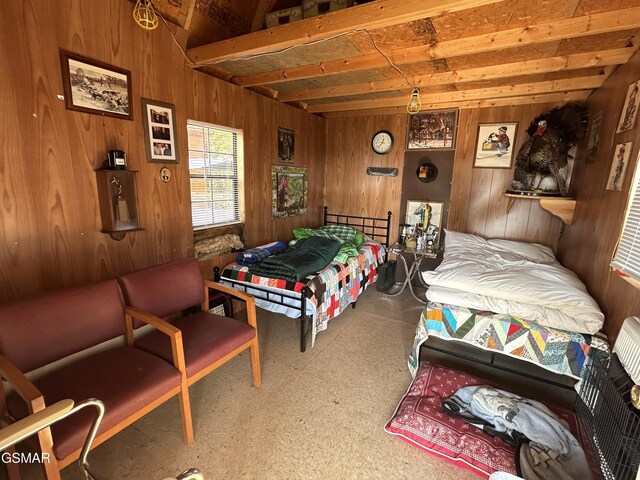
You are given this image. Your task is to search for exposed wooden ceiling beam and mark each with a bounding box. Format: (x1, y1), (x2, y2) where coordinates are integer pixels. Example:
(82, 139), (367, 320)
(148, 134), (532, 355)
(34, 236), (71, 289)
(251, 0), (278, 32)
(278, 47), (632, 102)
(306, 76), (602, 113)
(235, 7), (640, 87)
(186, 0), (504, 65)
(178, 0), (196, 31)
(321, 91), (592, 117)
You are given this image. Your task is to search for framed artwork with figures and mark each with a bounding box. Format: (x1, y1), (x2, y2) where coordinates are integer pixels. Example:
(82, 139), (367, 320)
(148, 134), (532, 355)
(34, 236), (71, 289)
(60, 50), (132, 120)
(272, 166), (307, 218)
(278, 127), (295, 163)
(586, 111), (603, 164)
(405, 200), (444, 247)
(473, 122), (518, 168)
(407, 110), (458, 150)
(607, 142), (633, 191)
(617, 80), (640, 134)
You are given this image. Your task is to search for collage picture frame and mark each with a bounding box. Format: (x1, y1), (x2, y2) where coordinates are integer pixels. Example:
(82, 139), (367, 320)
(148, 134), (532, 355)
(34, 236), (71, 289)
(141, 98), (178, 164)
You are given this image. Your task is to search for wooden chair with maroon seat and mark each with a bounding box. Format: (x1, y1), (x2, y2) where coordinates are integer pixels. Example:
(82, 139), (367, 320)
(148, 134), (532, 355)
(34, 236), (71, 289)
(0, 279), (193, 480)
(117, 258), (260, 434)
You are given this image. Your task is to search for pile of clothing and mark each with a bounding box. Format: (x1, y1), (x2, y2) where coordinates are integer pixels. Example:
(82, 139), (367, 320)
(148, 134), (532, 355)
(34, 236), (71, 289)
(235, 241), (288, 266)
(442, 386), (593, 480)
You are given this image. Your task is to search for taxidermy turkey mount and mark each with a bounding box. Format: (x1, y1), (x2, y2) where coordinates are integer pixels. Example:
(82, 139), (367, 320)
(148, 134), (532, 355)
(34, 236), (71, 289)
(508, 104), (588, 197)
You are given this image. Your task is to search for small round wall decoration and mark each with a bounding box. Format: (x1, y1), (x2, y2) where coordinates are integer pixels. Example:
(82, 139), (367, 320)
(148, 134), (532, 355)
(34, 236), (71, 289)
(416, 162), (438, 183)
(159, 167), (171, 183)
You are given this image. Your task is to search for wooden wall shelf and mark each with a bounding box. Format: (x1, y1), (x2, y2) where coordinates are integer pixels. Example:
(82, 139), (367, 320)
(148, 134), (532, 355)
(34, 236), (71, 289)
(504, 193), (576, 224)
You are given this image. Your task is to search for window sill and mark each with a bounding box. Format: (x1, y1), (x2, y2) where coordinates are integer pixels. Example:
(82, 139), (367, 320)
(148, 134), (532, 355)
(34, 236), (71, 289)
(612, 267), (640, 291)
(194, 223), (245, 259)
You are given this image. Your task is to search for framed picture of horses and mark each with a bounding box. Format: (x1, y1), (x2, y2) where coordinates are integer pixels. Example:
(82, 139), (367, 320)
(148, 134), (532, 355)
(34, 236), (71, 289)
(407, 110), (458, 150)
(60, 50), (132, 120)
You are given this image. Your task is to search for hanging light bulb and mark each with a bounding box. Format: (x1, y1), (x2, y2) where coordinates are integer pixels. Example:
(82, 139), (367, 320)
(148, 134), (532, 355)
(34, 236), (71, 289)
(133, 0), (159, 31)
(407, 87), (421, 115)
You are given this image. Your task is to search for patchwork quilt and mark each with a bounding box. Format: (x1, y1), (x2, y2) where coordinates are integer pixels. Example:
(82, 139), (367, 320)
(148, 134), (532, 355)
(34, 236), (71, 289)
(221, 242), (384, 345)
(409, 302), (609, 380)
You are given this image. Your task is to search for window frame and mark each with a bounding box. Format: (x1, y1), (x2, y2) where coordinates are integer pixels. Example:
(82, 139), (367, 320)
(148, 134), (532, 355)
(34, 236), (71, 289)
(611, 150), (640, 289)
(186, 119), (244, 231)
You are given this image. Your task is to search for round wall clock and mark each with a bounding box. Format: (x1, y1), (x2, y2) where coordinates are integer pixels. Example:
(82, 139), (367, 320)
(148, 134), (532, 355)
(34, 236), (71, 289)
(371, 130), (394, 155)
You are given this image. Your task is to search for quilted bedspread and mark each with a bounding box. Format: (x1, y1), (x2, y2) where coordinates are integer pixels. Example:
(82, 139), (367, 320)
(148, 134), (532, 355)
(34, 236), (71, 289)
(221, 242), (384, 345)
(409, 302), (609, 380)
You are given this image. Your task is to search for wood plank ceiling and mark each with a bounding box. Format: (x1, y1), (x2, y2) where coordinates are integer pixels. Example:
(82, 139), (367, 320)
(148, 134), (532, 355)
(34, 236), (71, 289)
(155, 0), (640, 117)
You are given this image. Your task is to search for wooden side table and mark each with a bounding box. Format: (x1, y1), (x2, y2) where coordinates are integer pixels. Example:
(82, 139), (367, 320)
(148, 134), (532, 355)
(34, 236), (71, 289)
(385, 243), (442, 303)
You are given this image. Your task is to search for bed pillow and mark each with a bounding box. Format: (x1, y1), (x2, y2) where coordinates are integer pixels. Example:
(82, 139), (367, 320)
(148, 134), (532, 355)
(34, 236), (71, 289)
(444, 230), (556, 264)
(319, 225), (358, 244)
(487, 238), (556, 264)
(444, 230), (488, 250)
(443, 230), (491, 259)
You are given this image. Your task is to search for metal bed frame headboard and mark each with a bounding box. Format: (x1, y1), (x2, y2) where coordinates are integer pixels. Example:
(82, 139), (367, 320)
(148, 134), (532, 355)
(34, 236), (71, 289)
(323, 206), (393, 248)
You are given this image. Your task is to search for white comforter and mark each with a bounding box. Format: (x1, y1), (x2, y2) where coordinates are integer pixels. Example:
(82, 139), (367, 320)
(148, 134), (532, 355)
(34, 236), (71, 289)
(421, 231), (604, 334)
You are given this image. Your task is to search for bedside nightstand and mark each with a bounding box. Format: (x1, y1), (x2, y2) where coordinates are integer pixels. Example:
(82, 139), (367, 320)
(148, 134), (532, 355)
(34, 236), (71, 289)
(385, 243), (443, 303)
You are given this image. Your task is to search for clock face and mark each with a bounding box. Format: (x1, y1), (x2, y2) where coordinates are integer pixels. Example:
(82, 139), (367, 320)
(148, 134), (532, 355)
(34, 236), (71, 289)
(372, 130), (393, 154)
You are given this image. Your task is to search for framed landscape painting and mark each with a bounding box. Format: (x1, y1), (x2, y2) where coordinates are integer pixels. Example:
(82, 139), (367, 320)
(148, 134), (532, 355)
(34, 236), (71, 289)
(60, 50), (132, 120)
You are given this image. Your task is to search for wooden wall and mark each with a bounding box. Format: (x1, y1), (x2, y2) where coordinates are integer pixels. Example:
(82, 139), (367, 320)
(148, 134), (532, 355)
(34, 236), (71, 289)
(557, 50), (640, 343)
(449, 104), (567, 251)
(0, 0), (325, 302)
(325, 104), (569, 251)
(324, 115), (407, 244)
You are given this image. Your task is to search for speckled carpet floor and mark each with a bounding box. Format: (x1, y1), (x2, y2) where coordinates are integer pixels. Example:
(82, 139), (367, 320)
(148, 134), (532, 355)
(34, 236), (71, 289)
(7, 288), (480, 480)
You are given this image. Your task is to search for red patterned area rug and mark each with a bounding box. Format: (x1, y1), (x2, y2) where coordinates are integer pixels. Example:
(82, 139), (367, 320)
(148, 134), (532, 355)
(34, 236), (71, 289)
(385, 361), (594, 478)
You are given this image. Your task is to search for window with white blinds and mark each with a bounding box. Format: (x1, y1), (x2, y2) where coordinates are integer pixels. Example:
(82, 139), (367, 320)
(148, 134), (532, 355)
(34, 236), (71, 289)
(611, 154), (640, 285)
(187, 120), (243, 229)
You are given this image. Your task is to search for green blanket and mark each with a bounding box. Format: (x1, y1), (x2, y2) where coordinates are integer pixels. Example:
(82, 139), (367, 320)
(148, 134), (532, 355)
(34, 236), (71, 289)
(248, 236), (341, 282)
(292, 226), (362, 264)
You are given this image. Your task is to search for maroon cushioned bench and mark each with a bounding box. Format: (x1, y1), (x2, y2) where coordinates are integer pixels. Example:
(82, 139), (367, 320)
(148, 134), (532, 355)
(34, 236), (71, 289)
(0, 279), (192, 480)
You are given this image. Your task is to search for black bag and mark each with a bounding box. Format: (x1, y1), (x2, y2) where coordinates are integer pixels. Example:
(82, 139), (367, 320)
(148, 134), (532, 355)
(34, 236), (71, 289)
(376, 260), (397, 292)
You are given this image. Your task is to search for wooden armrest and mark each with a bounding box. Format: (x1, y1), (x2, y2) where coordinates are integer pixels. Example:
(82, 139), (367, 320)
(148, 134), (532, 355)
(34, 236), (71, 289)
(124, 307), (186, 373)
(204, 280), (255, 304)
(203, 280), (258, 328)
(124, 306), (181, 336)
(0, 399), (74, 451)
(0, 354), (44, 410)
